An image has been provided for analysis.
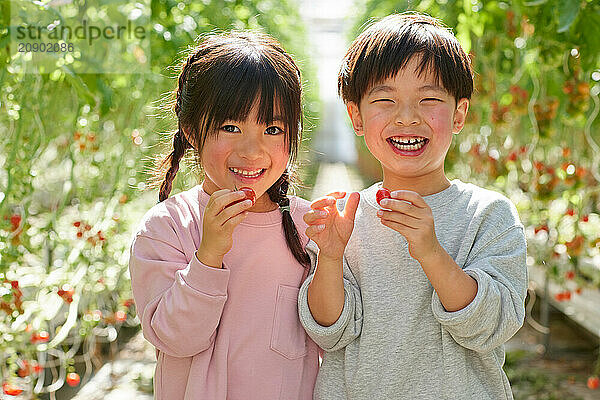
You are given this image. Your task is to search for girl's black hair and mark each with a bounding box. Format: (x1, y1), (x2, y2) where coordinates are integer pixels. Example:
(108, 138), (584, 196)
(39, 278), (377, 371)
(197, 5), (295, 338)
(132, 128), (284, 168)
(156, 31), (310, 269)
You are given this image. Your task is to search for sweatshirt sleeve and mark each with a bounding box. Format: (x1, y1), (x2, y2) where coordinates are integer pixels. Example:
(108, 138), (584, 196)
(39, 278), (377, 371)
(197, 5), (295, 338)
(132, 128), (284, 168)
(129, 214), (230, 358)
(298, 240), (363, 351)
(431, 223), (527, 353)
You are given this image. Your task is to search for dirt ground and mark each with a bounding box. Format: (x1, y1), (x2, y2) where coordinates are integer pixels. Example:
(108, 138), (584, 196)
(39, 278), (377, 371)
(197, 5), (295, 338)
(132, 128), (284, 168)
(506, 296), (599, 400)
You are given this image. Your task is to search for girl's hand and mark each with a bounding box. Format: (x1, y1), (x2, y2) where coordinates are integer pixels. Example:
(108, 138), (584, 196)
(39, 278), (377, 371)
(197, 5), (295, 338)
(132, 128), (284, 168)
(304, 192), (360, 261)
(196, 189), (253, 268)
(376, 190), (442, 263)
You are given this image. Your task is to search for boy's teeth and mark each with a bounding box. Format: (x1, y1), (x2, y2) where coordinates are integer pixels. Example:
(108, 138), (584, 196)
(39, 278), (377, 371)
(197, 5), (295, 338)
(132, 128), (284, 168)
(230, 167), (263, 177)
(389, 137), (427, 151)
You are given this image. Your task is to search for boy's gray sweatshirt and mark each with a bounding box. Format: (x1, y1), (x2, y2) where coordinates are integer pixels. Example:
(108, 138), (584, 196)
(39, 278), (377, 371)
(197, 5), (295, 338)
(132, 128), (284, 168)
(298, 180), (527, 400)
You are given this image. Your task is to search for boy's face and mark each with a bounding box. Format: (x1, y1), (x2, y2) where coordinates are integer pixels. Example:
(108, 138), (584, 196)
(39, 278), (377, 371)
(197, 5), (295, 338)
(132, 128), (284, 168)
(347, 57), (469, 194)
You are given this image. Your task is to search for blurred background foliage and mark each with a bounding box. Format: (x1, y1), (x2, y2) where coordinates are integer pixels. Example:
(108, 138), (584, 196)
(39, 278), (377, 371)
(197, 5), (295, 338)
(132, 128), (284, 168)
(0, 0), (318, 397)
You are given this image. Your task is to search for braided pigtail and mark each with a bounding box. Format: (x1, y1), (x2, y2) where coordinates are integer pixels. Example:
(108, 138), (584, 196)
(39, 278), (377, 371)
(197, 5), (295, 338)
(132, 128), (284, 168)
(267, 171), (311, 269)
(158, 128), (192, 202)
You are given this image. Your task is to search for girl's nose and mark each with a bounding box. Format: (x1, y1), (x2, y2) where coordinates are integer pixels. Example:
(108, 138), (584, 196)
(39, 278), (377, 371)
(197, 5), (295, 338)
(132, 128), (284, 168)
(395, 104), (420, 126)
(236, 135), (265, 160)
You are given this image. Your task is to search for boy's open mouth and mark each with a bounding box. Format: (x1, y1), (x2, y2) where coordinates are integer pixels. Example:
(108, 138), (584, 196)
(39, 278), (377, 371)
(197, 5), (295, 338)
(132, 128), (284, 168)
(387, 136), (429, 154)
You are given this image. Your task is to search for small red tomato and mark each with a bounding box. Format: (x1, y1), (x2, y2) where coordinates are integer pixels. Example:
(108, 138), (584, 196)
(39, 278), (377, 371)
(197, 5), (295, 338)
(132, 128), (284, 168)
(10, 214), (21, 230)
(37, 331), (49, 342)
(115, 310), (127, 322)
(575, 288), (582, 295)
(565, 270), (575, 280)
(239, 187), (256, 205)
(66, 372), (80, 387)
(376, 188), (391, 206)
(2, 382), (23, 396)
(588, 376), (599, 390)
(563, 291), (572, 301)
(582, 215), (589, 222)
(566, 209), (575, 216)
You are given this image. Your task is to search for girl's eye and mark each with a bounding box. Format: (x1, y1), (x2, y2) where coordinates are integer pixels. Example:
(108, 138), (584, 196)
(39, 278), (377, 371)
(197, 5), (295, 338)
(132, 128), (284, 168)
(265, 126), (284, 135)
(221, 125), (240, 133)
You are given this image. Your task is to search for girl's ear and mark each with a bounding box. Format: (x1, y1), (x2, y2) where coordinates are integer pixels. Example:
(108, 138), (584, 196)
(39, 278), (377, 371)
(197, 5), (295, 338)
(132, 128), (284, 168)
(346, 102), (364, 136)
(452, 98), (469, 135)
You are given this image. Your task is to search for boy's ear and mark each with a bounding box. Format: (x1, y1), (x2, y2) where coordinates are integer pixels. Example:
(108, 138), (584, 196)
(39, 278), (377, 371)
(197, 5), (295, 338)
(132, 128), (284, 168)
(346, 102), (364, 136)
(452, 98), (469, 134)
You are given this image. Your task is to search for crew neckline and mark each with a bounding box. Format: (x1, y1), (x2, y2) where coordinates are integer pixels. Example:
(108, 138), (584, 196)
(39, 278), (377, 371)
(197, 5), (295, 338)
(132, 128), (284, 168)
(194, 184), (295, 227)
(363, 179), (464, 211)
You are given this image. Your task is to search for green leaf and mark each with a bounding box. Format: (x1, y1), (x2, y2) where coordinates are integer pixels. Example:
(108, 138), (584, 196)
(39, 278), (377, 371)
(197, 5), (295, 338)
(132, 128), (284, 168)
(557, 0), (582, 33)
(524, 0), (549, 5)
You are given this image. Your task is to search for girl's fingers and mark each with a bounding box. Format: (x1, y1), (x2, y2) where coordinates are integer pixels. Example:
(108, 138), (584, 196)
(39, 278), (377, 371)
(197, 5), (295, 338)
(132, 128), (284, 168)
(207, 190), (247, 215)
(303, 209), (329, 225)
(222, 210), (249, 231)
(215, 199), (253, 225)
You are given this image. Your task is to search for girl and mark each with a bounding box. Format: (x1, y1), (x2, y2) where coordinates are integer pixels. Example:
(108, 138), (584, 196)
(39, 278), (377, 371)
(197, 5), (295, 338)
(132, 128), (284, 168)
(128, 31), (319, 399)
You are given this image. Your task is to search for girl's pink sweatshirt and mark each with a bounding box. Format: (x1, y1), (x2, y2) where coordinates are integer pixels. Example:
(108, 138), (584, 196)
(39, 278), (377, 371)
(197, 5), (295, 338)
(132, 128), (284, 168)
(128, 184), (319, 399)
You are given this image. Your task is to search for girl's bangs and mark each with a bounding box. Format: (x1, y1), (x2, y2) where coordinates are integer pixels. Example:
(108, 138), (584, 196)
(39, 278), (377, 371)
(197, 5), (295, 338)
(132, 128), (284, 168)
(205, 57), (296, 134)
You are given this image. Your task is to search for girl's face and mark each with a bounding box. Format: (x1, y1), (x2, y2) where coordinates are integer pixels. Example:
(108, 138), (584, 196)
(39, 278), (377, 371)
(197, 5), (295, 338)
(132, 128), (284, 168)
(200, 102), (290, 212)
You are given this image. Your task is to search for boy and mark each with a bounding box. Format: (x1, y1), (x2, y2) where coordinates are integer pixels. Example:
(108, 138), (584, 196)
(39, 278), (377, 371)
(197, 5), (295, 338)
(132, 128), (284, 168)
(299, 13), (527, 399)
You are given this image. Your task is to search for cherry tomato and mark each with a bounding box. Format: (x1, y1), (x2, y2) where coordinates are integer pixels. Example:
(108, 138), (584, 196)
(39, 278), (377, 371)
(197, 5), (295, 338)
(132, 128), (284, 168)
(2, 382), (23, 396)
(587, 376), (599, 390)
(376, 188), (391, 206)
(231, 187), (256, 206)
(66, 372), (80, 387)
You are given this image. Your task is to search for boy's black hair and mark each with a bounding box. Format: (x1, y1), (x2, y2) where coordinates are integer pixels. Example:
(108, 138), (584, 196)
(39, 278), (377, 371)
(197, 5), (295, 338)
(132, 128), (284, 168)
(338, 13), (474, 106)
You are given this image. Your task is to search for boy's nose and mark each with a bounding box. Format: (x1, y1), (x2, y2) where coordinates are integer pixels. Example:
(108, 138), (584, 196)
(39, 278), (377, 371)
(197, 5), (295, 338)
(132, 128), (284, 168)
(395, 105), (420, 126)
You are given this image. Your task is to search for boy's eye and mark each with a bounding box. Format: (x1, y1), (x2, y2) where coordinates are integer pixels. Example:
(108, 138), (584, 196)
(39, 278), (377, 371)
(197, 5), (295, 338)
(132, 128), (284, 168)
(221, 125), (240, 133)
(265, 126), (284, 135)
(421, 98), (442, 103)
(371, 98), (394, 104)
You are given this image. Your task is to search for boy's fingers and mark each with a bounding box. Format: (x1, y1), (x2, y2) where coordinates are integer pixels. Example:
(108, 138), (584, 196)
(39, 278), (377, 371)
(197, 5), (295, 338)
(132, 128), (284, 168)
(305, 224), (325, 239)
(303, 209), (329, 225)
(325, 191), (347, 199)
(378, 210), (420, 229)
(380, 198), (421, 217)
(390, 190), (428, 208)
(311, 197), (337, 210)
(342, 192), (360, 221)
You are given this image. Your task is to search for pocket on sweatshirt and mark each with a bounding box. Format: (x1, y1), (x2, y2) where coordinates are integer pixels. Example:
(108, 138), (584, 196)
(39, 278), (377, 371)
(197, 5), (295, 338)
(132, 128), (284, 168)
(270, 284), (308, 360)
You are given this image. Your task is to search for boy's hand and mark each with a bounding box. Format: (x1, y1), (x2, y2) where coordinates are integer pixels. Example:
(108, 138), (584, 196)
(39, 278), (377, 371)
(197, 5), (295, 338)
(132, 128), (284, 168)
(196, 189), (253, 268)
(304, 192), (360, 261)
(377, 190), (442, 263)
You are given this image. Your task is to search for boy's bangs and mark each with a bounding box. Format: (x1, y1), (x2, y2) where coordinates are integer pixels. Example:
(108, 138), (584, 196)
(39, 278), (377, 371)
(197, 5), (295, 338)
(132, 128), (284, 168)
(366, 26), (452, 96)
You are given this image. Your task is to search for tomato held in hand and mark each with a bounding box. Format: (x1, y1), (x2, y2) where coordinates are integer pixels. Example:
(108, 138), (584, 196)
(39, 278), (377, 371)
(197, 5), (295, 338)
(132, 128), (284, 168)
(376, 188), (391, 206)
(239, 187), (256, 205)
